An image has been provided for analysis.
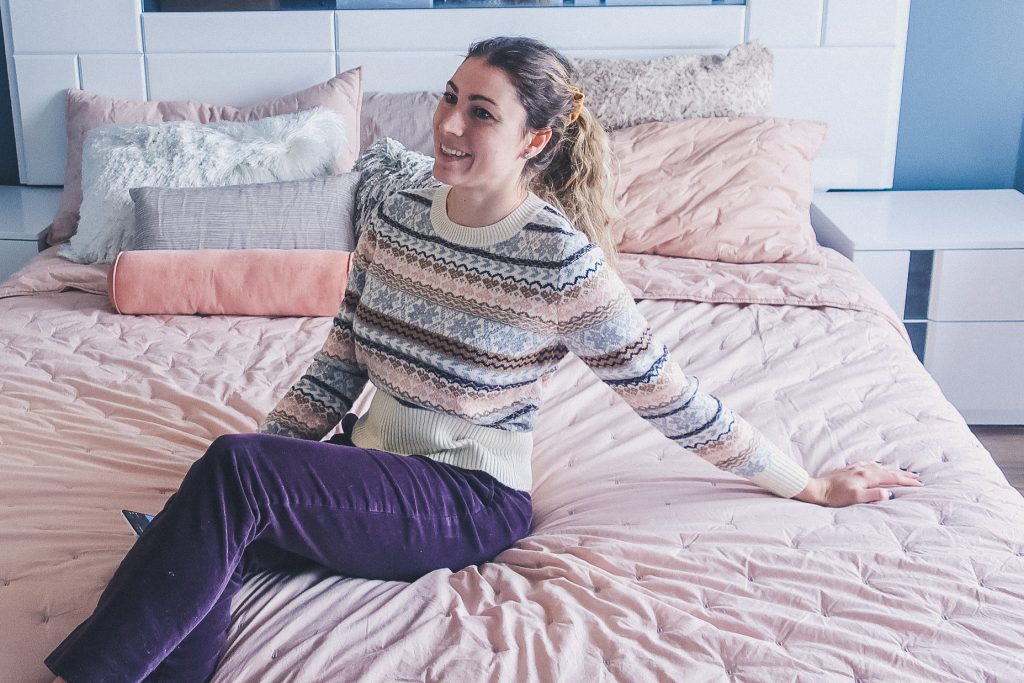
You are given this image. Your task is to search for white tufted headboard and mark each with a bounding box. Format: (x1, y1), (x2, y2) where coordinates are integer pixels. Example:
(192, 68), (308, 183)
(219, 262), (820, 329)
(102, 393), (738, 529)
(2, 0), (909, 191)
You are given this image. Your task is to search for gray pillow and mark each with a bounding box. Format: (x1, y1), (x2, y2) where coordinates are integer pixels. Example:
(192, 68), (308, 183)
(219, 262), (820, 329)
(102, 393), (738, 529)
(572, 41), (773, 131)
(360, 91), (440, 156)
(129, 173), (359, 252)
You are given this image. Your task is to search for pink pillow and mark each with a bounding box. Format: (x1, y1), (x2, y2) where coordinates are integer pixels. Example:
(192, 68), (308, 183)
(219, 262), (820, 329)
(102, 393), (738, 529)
(609, 117), (827, 265)
(50, 68), (363, 246)
(108, 249), (351, 317)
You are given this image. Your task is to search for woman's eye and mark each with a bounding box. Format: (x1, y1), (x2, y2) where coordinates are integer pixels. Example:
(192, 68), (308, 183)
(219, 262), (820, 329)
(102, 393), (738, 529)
(473, 107), (493, 120)
(442, 92), (457, 104)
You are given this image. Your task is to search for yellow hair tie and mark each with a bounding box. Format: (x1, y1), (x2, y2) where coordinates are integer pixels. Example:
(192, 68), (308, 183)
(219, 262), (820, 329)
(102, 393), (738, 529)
(566, 85), (585, 125)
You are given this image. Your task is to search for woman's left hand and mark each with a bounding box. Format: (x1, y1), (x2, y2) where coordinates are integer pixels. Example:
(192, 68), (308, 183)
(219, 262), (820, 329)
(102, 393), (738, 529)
(794, 461), (923, 507)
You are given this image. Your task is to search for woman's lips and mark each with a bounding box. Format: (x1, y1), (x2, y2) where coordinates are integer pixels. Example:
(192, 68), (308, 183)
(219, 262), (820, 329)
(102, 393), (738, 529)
(439, 143), (471, 159)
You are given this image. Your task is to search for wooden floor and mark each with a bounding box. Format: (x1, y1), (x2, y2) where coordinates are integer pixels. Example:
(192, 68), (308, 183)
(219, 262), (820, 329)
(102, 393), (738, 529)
(969, 425), (1024, 495)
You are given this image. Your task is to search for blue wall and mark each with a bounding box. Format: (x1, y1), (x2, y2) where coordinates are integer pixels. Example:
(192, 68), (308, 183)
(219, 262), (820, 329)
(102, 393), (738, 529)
(0, 5), (20, 185)
(894, 0), (1024, 192)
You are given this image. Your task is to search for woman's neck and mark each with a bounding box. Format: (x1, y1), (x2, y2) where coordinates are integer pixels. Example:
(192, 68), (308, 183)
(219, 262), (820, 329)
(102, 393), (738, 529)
(445, 184), (529, 228)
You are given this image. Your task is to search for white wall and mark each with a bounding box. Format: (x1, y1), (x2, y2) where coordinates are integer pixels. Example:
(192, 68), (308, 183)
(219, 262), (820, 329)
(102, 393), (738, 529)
(2, 0), (909, 190)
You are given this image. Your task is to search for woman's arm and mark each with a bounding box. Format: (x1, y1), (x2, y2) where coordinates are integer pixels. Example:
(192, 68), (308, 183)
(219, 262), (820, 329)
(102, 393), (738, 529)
(258, 231), (375, 440)
(555, 240), (920, 505)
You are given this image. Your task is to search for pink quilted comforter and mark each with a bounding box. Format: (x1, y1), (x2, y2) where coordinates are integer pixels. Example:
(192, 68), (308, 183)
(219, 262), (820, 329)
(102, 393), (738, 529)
(2, 247), (1022, 682)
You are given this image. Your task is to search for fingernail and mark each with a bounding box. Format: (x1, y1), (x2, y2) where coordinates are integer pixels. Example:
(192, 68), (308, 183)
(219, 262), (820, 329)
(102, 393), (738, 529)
(911, 470), (920, 475)
(887, 490), (896, 500)
(899, 466), (908, 471)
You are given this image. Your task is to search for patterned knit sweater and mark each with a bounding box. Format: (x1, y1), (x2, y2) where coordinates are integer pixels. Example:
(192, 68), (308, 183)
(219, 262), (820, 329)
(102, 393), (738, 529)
(259, 185), (810, 497)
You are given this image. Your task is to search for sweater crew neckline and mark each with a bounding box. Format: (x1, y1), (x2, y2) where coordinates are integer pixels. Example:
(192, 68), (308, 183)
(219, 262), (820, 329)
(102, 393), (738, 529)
(430, 185), (545, 247)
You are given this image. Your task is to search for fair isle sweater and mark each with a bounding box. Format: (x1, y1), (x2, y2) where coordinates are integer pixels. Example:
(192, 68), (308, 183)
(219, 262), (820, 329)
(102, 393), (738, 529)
(259, 185), (810, 497)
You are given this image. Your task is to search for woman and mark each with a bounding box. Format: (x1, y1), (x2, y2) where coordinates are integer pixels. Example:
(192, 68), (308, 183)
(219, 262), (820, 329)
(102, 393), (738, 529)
(46, 36), (921, 683)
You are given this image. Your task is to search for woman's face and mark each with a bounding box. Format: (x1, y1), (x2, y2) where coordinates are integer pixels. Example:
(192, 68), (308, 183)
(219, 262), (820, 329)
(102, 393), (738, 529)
(432, 57), (538, 196)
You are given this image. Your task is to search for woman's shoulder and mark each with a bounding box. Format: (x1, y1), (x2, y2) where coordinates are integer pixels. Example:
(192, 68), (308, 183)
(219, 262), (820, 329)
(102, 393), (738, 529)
(381, 185), (439, 211)
(511, 200), (607, 289)
(521, 198), (590, 249)
(370, 185), (441, 232)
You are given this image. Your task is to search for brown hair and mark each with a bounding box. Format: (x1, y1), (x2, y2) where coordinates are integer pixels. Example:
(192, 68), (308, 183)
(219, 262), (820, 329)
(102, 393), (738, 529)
(466, 36), (618, 267)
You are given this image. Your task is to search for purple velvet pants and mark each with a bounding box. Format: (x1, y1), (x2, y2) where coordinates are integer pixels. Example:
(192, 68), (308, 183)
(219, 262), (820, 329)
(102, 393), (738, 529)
(44, 433), (532, 682)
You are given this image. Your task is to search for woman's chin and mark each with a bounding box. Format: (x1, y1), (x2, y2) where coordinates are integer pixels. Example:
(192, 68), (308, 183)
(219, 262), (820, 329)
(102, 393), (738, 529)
(431, 161), (461, 186)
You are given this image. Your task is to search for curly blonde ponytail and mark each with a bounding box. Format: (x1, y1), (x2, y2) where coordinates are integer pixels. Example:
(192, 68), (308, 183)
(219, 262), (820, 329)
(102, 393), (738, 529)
(531, 103), (618, 269)
(467, 37), (620, 270)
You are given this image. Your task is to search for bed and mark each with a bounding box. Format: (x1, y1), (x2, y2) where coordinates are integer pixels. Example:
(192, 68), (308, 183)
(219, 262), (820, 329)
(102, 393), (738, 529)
(3, 4), (1024, 682)
(4, 235), (1024, 681)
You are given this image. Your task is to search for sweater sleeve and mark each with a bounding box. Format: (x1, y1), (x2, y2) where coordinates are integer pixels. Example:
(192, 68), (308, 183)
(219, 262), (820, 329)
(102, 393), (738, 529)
(555, 240), (809, 499)
(257, 228), (374, 440)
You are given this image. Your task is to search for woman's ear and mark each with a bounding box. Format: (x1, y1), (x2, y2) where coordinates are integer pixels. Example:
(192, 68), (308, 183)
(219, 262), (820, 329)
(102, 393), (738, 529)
(524, 127), (552, 158)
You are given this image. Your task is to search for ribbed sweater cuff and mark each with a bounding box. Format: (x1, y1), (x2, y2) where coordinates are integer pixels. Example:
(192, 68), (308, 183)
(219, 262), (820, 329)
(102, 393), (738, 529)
(748, 444), (811, 499)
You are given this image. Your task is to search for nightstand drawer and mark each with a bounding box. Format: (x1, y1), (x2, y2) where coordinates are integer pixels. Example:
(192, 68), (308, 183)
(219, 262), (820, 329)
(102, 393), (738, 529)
(924, 321), (1024, 423)
(929, 250), (1024, 321)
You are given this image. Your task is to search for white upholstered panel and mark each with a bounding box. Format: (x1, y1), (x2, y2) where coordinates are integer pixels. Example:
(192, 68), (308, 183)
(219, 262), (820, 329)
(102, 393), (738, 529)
(146, 53), (337, 107)
(143, 11), (336, 54)
(772, 46), (904, 189)
(337, 52), (466, 94)
(336, 7), (745, 51)
(824, 0), (906, 47)
(11, 54), (77, 185)
(746, 0), (823, 47)
(7, 0), (141, 54)
(79, 54), (146, 102)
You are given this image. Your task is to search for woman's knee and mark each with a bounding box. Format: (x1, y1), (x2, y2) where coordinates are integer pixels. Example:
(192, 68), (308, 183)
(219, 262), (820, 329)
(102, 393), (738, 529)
(198, 433), (272, 473)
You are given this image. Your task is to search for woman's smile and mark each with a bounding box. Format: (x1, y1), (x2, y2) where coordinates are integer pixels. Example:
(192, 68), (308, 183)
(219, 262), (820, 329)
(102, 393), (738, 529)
(439, 143), (471, 159)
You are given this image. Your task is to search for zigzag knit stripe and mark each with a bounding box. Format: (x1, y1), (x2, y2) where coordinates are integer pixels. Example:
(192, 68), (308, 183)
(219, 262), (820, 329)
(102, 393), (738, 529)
(372, 236), (565, 306)
(605, 349), (671, 387)
(667, 397), (725, 442)
(302, 375), (354, 404)
(639, 375), (700, 419)
(559, 297), (635, 334)
(357, 306), (566, 371)
(355, 333), (535, 393)
(522, 222), (576, 236)
(368, 260), (557, 334)
(578, 329), (654, 369)
(390, 196), (595, 272)
(374, 224), (588, 293)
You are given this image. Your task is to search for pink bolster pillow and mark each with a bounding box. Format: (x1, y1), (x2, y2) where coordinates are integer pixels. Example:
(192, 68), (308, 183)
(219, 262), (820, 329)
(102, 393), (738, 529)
(108, 249), (351, 317)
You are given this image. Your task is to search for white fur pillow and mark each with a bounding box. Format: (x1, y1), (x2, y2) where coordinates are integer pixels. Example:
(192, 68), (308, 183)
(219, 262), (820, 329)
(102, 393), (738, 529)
(573, 42), (773, 131)
(59, 107), (347, 264)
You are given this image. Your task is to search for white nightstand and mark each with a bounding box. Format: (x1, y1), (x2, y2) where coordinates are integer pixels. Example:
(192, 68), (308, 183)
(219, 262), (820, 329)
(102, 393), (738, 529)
(0, 186), (62, 283)
(811, 189), (1024, 425)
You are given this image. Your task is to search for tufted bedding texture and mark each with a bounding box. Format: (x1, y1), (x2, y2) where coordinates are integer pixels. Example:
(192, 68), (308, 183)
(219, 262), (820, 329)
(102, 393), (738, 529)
(2, 247), (1023, 682)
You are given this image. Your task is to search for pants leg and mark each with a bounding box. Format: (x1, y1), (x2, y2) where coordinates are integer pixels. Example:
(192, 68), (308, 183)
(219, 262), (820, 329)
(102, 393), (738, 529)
(44, 433), (533, 683)
(143, 541), (309, 682)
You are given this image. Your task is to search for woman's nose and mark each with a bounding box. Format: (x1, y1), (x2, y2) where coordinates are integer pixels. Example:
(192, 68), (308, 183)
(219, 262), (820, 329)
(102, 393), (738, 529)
(437, 107), (464, 136)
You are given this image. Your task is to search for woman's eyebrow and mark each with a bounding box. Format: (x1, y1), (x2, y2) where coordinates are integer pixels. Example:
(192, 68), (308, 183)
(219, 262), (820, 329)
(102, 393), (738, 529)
(446, 80), (499, 108)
